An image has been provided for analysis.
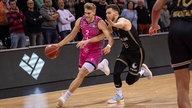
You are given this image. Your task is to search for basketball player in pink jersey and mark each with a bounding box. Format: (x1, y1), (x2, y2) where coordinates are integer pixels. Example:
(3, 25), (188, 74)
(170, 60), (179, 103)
(54, 3), (114, 107)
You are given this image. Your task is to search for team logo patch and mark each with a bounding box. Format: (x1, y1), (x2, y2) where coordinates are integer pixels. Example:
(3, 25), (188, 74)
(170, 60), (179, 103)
(132, 63), (138, 69)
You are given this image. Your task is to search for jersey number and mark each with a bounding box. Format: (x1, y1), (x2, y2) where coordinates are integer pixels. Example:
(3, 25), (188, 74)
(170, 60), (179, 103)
(177, 0), (192, 7)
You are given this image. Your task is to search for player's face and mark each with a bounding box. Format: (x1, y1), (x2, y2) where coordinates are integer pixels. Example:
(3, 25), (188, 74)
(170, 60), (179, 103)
(84, 9), (95, 23)
(106, 8), (116, 22)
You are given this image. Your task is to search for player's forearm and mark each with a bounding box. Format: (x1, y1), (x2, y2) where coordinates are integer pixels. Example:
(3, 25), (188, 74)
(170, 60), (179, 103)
(107, 36), (114, 47)
(151, 0), (165, 27)
(57, 34), (74, 47)
(87, 34), (106, 43)
(113, 21), (124, 29)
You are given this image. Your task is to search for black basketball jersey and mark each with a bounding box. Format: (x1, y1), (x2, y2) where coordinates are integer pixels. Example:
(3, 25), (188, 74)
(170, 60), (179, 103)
(112, 19), (142, 50)
(171, 0), (192, 21)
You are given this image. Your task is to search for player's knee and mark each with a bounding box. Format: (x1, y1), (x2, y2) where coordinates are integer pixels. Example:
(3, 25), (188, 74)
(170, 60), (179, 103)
(126, 79), (136, 85)
(78, 68), (89, 78)
(126, 73), (140, 85)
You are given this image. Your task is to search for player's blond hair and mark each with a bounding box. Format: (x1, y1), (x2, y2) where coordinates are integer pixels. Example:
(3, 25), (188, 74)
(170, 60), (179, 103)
(84, 3), (96, 11)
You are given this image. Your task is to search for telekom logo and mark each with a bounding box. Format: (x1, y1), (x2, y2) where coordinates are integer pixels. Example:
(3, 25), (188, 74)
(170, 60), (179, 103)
(19, 53), (45, 80)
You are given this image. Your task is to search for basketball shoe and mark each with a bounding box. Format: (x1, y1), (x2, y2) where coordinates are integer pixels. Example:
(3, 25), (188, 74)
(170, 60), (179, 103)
(98, 59), (110, 76)
(107, 94), (124, 104)
(57, 97), (66, 108)
(142, 64), (153, 79)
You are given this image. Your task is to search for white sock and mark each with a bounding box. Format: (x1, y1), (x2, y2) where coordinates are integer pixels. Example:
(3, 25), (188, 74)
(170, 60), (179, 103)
(61, 90), (71, 101)
(116, 87), (123, 97)
(139, 69), (145, 76)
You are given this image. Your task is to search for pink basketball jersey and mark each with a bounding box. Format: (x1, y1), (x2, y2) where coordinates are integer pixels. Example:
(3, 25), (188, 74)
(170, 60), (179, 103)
(80, 15), (104, 51)
(78, 16), (104, 68)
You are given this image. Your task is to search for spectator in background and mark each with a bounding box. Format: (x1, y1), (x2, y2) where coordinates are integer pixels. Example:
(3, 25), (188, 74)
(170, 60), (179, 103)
(25, 0), (44, 46)
(75, 0), (85, 19)
(7, 0), (26, 48)
(0, 0), (10, 49)
(57, 0), (75, 40)
(136, 0), (150, 34)
(167, 0), (173, 14)
(146, 0), (155, 15)
(40, 0), (59, 44)
(117, 0), (124, 11)
(74, 0), (86, 41)
(160, 4), (170, 32)
(35, 0), (58, 10)
(51, 0), (59, 10)
(96, 0), (107, 20)
(109, 0), (122, 12)
(120, 1), (137, 30)
(64, 0), (76, 29)
(16, 0), (28, 14)
(35, 0), (47, 10)
(64, 0), (76, 16)
(88, 0), (99, 4)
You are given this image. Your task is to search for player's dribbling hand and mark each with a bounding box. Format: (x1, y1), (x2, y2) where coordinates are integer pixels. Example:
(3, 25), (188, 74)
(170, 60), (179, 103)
(54, 43), (61, 49)
(149, 25), (160, 36)
(76, 40), (89, 49)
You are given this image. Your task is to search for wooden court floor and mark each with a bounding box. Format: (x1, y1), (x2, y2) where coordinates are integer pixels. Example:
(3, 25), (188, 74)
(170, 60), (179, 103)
(0, 73), (192, 108)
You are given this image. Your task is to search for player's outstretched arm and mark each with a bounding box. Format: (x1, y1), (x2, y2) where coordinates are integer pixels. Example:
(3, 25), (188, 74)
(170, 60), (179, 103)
(105, 18), (131, 31)
(57, 18), (81, 47)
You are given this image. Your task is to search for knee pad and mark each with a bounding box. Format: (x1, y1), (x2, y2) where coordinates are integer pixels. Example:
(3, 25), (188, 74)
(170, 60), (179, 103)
(113, 59), (127, 75)
(82, 62), (95, 72)
(126, 73), (140, 85)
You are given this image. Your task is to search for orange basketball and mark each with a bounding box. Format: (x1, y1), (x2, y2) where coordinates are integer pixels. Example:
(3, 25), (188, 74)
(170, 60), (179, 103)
(45, 44), (59, 59)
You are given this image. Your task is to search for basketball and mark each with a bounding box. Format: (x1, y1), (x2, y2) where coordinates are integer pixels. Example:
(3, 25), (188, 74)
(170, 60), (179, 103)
(45, 44), (59, 59)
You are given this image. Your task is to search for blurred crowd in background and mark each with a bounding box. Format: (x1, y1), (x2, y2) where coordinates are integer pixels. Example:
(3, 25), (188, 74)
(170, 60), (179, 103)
(0, 0), (173, 49)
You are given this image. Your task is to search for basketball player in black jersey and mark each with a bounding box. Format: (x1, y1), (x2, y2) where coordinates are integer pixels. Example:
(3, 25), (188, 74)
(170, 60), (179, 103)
(104, 4), (153, 104)
(149, 0), (192, 108)
(77, 4), (153, 104)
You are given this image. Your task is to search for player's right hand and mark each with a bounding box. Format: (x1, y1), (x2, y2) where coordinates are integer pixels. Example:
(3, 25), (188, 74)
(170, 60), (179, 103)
(55, 43), (61, 48)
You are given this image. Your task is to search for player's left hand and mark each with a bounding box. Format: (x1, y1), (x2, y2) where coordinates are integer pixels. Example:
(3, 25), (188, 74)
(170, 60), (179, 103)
(76, 40), (89, 48)
(103, 45), (111, 55)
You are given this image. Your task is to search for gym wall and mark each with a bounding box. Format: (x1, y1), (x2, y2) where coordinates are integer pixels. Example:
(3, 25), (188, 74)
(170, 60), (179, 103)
(0, 33), (171, 90)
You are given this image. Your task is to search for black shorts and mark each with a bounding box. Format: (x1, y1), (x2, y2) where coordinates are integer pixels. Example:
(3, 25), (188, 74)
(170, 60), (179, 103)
(168, 19), (192, 68)
(117, 46), (145, 73)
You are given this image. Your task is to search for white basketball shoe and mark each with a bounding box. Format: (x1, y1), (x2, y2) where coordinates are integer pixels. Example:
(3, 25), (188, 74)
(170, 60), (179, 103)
(142, 64), (153, 79)
(98, 59), (110, 76)
(107, 94), (124, 104)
